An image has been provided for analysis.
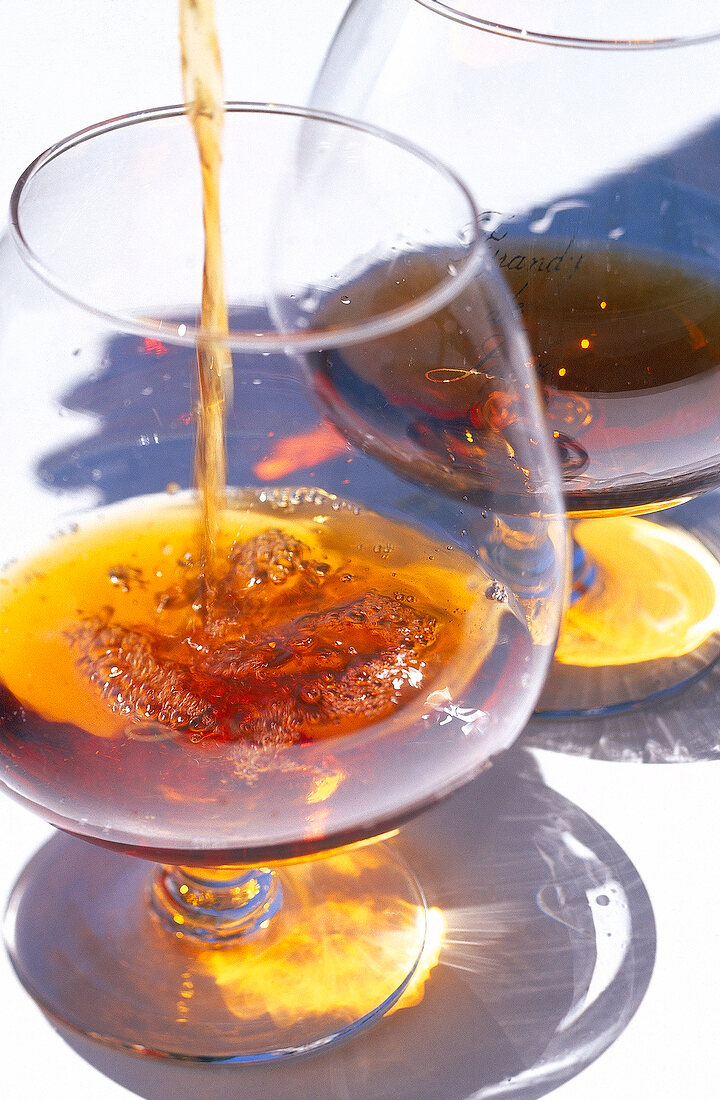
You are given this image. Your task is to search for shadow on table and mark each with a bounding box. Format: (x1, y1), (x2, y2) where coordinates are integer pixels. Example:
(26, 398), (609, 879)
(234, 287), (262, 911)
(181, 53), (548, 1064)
(45, 746), (655, 1100)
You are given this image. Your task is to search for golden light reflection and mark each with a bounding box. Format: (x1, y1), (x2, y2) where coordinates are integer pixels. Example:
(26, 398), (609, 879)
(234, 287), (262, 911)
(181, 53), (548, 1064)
(388, 906), (445, 1015)
(196, 849), (443, 1029)
(676, 309), (708, 351)
(253, 421), (349, 479)
(306, 772), (342, 804)
(557, 516), (720, 667)
(175, 971), (195, 1026)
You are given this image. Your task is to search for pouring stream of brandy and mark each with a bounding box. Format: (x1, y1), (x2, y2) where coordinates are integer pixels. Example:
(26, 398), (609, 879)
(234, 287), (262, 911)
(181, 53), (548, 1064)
(179, 0), (232, 603)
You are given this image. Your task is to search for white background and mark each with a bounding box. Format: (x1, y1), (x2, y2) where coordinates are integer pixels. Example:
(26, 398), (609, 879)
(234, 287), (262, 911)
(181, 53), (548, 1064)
(0, 3), (718, 1097)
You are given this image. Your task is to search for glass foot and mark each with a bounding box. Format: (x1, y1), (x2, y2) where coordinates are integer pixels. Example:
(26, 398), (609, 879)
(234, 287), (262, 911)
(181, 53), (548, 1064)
(537, 515), (720, 716)
(3, 837), (428, 1062)
(14, 750), (656, 1098)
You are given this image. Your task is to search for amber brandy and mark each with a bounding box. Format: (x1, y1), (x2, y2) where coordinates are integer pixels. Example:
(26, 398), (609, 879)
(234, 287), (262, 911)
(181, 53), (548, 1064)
(0, 489), (524, 861)
(0, 491), (474, 738)
(497, 244), (720, 514)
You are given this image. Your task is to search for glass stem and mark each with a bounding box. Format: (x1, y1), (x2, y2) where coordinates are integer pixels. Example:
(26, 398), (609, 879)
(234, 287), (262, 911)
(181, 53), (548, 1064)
(569, 519), (597, 605)
(150, 864), (282, 944)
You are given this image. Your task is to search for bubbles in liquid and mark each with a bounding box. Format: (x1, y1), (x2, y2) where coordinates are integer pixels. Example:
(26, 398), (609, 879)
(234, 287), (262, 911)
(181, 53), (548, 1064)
(71, 528), (439, 748)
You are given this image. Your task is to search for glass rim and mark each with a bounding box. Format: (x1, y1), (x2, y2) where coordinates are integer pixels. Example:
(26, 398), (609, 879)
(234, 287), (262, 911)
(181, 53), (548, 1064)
(9, 100), (486, 352)
(415, 0), (720, 50)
